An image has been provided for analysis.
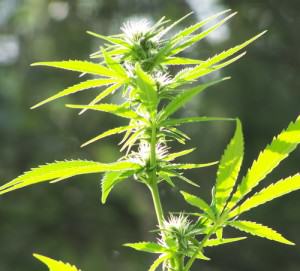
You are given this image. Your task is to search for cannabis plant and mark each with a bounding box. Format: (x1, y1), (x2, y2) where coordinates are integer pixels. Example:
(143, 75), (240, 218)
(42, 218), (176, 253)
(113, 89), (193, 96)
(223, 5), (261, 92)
(1, 10), (300, 271)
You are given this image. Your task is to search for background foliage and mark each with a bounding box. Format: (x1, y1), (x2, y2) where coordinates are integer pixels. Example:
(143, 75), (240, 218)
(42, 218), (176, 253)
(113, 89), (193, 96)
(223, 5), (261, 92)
(0, 0), (299, 270)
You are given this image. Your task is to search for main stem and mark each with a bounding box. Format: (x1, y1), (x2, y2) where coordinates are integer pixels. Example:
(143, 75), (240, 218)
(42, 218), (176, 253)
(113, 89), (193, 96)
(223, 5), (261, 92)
(148, 120), (164, 227)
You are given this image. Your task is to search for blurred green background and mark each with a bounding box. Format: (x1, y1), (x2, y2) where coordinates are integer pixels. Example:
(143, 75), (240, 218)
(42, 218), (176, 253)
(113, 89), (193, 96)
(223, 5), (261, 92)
(0, 0), (299, 270)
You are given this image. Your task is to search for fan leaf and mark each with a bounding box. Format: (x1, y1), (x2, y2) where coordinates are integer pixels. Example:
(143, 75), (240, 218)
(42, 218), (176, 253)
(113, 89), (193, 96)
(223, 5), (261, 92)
(229, 220), (295, 245)
(0, 160), (140, 195)
(181, 191), (215, 220)
(214, 119), (244, 214)
(124, 242), (166, 254)
(228, 115), (300, 209)
(31, 60), (114, 77)
(229, 174), (300, 218)
(34, 254), (80, 271)
(204, 237), (247, 247)
(81, 126), (133, 147)
(67, 103), (139, 119)
(158, 77), (229, 121)
(31, 79), (116, 109)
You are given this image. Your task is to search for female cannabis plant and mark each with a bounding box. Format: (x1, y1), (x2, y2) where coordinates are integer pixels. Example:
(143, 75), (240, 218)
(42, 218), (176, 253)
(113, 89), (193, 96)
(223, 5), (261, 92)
(1, 10), (300, 271)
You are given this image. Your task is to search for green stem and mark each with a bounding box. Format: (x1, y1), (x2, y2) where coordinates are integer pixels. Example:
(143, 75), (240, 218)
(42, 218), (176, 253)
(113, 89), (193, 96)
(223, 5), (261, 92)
(148, 120), (164, 227)
(148, 181), (164, 227)
(183, 227), (216, 271)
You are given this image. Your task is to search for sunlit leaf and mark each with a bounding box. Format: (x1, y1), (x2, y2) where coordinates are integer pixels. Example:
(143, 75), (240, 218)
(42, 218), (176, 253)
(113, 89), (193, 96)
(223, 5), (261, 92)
(31, 60), (114, 77)
(228, 115), (300, 209)
(229, 220), (294, 245)
(101, 170), (136, 204)
(34, 253), (80, 271)
(162, 116), (234, 126)
(204, 237), (247, 247)
(0, 160), (140, 195)
(214, 120), (244, 214)
(81, 126), (133, 147)
(31, 79), (116, 109)
(181, 191), (215, 220)
(158, 77), (229, 121)
(67, 103), (139, 119)
(78, 83), (121, 115)
(229, 174), (300, 218)
(149, 254), (170, 271)
(124, 242), (166, 253)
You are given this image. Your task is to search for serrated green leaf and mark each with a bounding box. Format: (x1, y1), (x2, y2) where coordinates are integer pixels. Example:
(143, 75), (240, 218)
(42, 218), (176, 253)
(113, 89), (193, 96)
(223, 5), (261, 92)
(229, 220), (295, 245)
(81, 125), (133, 147)
(31, 79), (116, 109)
(101, 47), (128, 78)
(170, 9), (231, 48)
(204, 237), (247, 247)
(162, 116), (235, 126)
(158, 77), (229, 121)
(149, 254), (170, 271)
(181, 191), (215, 220)
(124, 242), (166, 254)
(201, 31), (266, 69)
(229, 174), (300, 218)
(0, 160), (140, 195)
(177, 52), (246, 82)
(185, 250), (210, 261)
(176, 174), (200, 187)
(78, 83), (121, 115)
(164, 148), (195, 161)
(31, 60), (114, 77)
(158, 172), (175, 187)
(155, 12), (193, 40)
(101, 170), (135, 203)
(135, 63), (158, 111)
(120, 128), (145, 152)
(228, 115), (300, 209)
(166, 161), (218, 170)
(86, 30), (130, 48)
(67, 103), (139, 119)
(171, 12), (237, 55)
(214, 120), (244, 214)
(175, 30), (266, 84)
(164, 57), (204, 65)
(34, 253), (80, 271)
